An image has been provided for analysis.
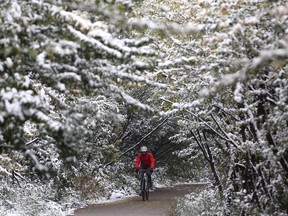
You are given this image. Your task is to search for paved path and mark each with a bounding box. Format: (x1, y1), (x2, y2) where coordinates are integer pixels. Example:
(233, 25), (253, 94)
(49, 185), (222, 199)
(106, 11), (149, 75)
(74, 183), (206, 216)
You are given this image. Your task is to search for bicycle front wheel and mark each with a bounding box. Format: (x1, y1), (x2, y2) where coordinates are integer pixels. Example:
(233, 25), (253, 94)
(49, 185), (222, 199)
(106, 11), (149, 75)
(141, 178), (148, 201)
(141, 190), (146, 201)
(145, 188), (149, 200)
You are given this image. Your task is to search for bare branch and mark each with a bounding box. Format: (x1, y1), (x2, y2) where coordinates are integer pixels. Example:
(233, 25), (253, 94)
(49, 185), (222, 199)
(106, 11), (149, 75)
(190, 130), (210, 162)
(210, 113), (240, 149)
(25, 138), (40, 146)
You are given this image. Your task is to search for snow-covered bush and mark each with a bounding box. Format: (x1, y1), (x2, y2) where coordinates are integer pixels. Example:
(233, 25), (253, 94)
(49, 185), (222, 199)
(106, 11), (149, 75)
(173, 187), (223, 216)
(0, 180), (78, 216)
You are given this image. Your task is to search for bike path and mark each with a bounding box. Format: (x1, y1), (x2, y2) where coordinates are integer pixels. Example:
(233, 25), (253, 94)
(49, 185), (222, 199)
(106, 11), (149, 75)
(74, 183), (206, 216)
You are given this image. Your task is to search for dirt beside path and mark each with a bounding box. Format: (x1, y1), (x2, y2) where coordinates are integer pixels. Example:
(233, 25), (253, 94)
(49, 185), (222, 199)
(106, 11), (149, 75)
(74, 183), (206, 216)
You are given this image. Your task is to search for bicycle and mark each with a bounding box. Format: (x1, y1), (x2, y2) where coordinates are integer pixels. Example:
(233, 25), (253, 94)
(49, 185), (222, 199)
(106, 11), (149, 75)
(138, 169), (150, 201)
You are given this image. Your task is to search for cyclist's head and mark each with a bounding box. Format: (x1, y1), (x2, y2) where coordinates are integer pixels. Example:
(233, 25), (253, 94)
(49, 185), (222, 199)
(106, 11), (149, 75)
(141, 146), (148, 154)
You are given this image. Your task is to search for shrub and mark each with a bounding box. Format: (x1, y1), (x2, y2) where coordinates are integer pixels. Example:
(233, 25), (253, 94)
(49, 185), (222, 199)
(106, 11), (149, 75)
(173, 187), (223, 216)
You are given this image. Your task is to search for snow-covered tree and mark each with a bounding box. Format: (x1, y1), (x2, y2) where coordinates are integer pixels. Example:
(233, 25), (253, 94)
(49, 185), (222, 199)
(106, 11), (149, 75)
(1, 0), (288, 215)
(0, 0), (163, 213)
(0, 0), (160, 170)
(131, 0), (288, 214)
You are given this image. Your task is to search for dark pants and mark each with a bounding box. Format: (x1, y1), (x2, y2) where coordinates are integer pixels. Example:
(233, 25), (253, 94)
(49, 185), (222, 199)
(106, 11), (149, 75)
(140, 168), (152, 183)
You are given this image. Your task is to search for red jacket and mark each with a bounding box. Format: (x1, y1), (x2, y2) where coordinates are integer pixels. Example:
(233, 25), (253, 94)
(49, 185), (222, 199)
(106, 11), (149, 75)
(135, 151), (155, 169)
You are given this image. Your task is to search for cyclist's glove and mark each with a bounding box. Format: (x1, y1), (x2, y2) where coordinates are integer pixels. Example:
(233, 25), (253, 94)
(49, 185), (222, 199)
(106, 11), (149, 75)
(150, 168), (154, 173)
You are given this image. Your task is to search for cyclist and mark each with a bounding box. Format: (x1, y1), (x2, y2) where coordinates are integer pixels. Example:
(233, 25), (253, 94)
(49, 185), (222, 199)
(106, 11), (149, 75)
(135, 146), (155, 189)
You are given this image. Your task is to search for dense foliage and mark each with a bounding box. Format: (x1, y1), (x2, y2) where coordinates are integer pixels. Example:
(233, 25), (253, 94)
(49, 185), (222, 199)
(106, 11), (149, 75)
(1, 0), (288, 215)
(133, 0), (288, 215)
(0, 0), (161, 214)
